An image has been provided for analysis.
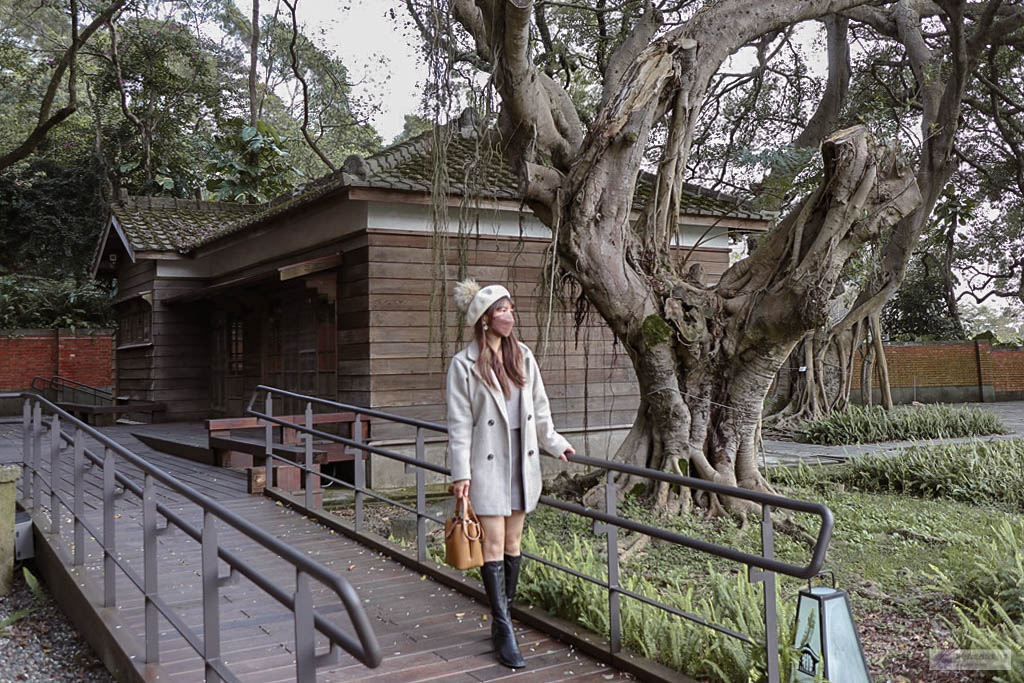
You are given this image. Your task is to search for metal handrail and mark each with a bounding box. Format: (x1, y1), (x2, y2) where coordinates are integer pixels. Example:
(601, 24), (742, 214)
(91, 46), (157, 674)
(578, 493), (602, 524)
(4, 392), (382, 681)
(30, 375), (114, 403)
(247, 384), (835, 683)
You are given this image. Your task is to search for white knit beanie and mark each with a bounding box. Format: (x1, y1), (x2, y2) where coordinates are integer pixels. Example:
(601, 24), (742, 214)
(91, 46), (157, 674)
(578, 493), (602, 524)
(454, 279), (511, 327)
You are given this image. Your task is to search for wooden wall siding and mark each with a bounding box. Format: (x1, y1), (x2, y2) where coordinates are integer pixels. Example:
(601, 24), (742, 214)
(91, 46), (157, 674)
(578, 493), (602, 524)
(337, 234), (371, 408)
(113, 260), (157, 402)
(115, 260), (156, 302)
(364, 230), (729, 440)
(151, 278), (211, 419)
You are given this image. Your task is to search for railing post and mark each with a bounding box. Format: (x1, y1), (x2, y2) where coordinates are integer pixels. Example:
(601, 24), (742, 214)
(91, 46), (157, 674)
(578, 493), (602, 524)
(143, 473), (159, 663)
(21, 400), (30, 501)
(265, 393), (275, 490)
(201, 511), (221, 681)
(293, 570), (315, 682)
(415, 427), (426, 563)
(32, 402), (42, 512)
(353, 414), (364, 532)
(49, 414), (61, 536)
(756, 504), (780, 683)
(103, 448), (116, 608)
(73, 429), (84, 566)
(604, 469), (621, 655)
(304, 402), (314, 510)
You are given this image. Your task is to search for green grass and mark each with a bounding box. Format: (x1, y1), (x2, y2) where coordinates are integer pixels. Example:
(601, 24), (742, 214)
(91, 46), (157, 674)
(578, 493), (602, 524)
(797, 403), (1008, 445)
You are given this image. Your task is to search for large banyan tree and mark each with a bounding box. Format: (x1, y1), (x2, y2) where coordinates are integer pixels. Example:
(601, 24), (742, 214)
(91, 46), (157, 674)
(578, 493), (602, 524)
(407, 0), (1024, 513)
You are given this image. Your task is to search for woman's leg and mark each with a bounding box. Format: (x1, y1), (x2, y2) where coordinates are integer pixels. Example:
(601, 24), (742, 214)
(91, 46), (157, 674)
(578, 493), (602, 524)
(479, 515), (507, 563)
(503, 511), (526, 556)
(503, 511), (526, 604)
(478, 513), (525, 667)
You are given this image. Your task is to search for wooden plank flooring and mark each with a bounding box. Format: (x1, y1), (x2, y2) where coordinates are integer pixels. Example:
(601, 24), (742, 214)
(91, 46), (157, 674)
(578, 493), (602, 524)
(6, 422), (634, 682)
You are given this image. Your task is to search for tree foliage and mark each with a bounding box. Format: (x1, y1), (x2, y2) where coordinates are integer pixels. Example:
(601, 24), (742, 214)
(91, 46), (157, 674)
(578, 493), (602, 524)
(0, 0), (385, 284)
(0, 274), (113, 329)
(204, 118), (302, 203)
(0, 153), (107, 278)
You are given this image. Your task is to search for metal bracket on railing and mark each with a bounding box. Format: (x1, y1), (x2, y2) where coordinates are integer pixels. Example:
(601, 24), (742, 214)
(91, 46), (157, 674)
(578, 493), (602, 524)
(314, 642), (344, 669)
(217, 567), (240, 588)
(155, 521), (176, 537)
(747, 565), (769, 583)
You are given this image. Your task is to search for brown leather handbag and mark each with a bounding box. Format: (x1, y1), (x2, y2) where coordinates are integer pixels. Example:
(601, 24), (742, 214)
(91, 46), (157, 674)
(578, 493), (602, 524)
(444, 497), (484, 570)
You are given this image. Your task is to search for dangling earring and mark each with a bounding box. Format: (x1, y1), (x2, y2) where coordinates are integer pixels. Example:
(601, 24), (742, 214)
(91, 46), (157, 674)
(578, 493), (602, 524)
(483, 322), (488, 331)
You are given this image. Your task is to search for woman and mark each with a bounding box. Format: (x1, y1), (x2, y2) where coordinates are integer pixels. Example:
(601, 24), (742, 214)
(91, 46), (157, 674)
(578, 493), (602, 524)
(446, 279), (575, 669)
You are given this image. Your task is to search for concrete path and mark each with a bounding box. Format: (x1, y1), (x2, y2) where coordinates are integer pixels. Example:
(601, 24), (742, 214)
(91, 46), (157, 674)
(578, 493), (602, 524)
(762, 400), (1024, 466)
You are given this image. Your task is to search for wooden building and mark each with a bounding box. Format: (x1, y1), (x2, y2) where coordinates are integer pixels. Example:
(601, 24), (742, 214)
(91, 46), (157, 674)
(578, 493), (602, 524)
(92, 118), (771, 457)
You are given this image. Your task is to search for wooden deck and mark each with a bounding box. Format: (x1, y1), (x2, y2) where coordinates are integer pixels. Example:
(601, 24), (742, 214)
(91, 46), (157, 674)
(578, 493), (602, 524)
(7, 423), (635, 682)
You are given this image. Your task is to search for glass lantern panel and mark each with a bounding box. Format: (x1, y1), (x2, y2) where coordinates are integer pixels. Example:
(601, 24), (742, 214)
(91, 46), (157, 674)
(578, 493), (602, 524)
(823, 594), (871, 682)
(792, 594), (823, 682)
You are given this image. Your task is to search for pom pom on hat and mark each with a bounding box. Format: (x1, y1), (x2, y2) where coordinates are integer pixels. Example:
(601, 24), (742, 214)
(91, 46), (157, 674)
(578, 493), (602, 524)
(454, 278), (511, 326)
(453, 279), (481, 316)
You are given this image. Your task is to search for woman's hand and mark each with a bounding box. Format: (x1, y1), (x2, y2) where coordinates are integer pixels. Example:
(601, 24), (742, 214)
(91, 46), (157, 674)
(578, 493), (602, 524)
(559, 445), (575, 462)
(451, 479), (470, 498)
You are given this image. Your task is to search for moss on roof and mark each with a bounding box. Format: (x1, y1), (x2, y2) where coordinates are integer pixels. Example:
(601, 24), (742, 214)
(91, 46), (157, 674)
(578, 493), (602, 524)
(110, 122), (769, 255)
(111, 196), (259, 252)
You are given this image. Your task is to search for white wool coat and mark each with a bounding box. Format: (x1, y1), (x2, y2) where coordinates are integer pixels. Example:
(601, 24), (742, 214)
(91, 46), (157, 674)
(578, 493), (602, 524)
(446, 340), (571, 516)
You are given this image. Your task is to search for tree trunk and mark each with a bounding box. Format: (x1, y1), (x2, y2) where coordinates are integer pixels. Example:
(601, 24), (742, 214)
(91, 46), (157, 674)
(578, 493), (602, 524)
(563, 127), (919, 509)
(870, 313), (893, 409)
(249, 0), (260, 127)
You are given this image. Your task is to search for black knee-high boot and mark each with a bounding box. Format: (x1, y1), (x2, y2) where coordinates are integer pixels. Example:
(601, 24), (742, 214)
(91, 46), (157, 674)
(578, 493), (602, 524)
(480, 560), (526, 668)
(504, 554), (522, 604)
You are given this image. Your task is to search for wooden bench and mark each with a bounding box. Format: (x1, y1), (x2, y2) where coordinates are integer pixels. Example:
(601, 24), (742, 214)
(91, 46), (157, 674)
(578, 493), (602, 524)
(206, 412), (368, 496)
(59, 401), (167, 426)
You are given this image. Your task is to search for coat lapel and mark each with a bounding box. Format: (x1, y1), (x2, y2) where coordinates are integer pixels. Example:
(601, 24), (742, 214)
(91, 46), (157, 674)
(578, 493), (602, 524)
(467, 341), (510, 424)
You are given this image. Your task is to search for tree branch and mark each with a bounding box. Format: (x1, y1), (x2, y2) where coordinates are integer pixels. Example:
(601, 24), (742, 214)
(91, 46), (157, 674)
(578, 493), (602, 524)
(600, 0), (662, 108)
(283, 0), (336, 171)
(0, 0), (130, 171)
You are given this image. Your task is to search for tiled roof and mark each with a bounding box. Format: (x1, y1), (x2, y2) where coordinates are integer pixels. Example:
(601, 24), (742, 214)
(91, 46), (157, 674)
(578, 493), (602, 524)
(110, 119), (770, 254)
(111, 196), (259, 252)
(187, 127), (526, 250)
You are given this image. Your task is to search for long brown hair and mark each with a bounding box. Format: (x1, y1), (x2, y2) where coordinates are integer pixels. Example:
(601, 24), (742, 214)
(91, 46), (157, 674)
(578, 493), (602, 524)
(474, 297), (525, 397)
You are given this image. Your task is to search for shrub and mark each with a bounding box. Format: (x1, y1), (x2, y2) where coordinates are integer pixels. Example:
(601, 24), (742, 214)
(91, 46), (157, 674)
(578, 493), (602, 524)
(772, 440), (1024, 509)
(928, 518), (1024, 622)
(928, 519), (1024, 682)
(947, 602), (1024, 683)
(798, 403), (1008, 445)
(514, 527), (803, 682)
(844, 440), (1024, 508)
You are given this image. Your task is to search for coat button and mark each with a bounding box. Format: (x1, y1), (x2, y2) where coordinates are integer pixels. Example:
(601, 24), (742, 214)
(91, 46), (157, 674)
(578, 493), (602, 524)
(487, 453), (494, 460)
(528, 450), (535, 456)
(527, 414), (533, 421)
(487, 419), (495, 426)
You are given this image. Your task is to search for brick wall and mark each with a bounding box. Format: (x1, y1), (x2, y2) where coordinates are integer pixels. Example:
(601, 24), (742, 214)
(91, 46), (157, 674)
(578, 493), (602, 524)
(0, 329), (114, 391)
(992, 347), (1024, 396)
(851, 340), (1024, 403)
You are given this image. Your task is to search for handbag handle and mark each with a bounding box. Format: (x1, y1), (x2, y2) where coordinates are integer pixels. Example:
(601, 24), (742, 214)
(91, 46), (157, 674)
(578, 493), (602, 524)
(454, 496), (483, 541)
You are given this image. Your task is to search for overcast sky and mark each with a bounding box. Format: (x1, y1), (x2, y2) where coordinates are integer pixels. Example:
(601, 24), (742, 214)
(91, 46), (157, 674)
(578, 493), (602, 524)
(233, 0), (427, 143)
